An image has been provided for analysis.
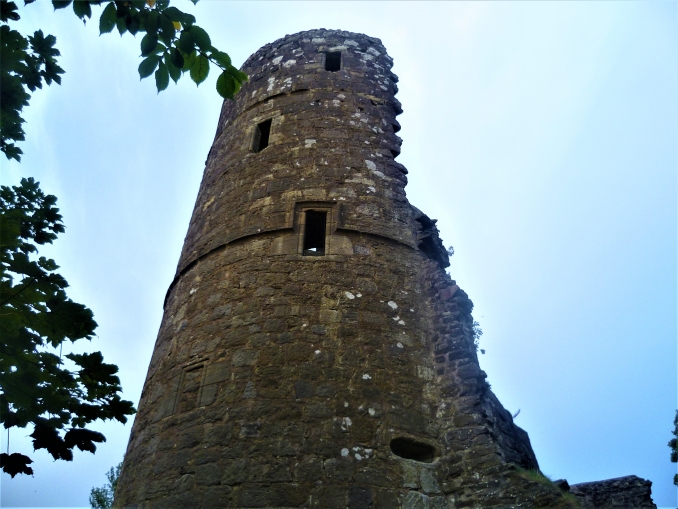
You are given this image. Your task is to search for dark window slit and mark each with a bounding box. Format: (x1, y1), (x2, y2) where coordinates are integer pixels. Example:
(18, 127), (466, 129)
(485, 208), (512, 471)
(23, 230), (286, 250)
(325, 52), (341, 72)
(253, 119), (272, 152)
(390, 438), (436, 463)
(303, 211), (327, 256)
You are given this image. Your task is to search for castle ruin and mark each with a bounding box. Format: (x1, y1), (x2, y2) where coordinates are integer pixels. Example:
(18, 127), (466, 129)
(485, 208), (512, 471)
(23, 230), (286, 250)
(114, 30), (656, 509)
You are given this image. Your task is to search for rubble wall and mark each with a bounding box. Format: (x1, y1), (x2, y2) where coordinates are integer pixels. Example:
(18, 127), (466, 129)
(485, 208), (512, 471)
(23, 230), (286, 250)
(569, 476), (657, 509)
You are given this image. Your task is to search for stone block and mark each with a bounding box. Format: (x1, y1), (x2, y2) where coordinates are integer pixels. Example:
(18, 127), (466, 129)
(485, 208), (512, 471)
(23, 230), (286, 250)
(349, 486), (374, 509)
(231, 349), (259, 367)
(402, 491), (429, 509)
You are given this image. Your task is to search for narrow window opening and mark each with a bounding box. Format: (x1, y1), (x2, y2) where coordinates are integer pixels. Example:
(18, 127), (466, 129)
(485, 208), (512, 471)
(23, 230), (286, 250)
(253, 119), (272, 152)
(303, 211), (327, 256)
(390, 437), (436, 463)
(325, 52), (341, 72)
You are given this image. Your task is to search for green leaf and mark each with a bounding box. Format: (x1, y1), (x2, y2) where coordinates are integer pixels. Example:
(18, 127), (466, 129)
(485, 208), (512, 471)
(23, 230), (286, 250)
(190, 53), (209, 85)
(187, 25), (210, 51)
(157, 13), (174, 46)
(211, 51), (231, 68)
(182, 50), (196, 72)
(177, 30), (194, 54)
(144, 10), (158, 34)
(1, 453), (34, 477)
(2, 143), (23, 162)
(164, 54), (181, 83)
(0, 1), (20, 22)
(170, 47), (184, 68)
(116, 16), (127, 36)
(216, 70), (235, 99)
(152, 42), (166, 55)
(232, 67), (249, 84)
(51, 0), (73, 9)
(162, 6), (184, 22)
(72, 0), (92, 20)
(138, 55), (160, 79)
(140, 33), (158, 57)
(125, 12), (140, 35)
(155, 62), (169, 92)
(98, 3), (117, 34)
(180, 12), (195, 27)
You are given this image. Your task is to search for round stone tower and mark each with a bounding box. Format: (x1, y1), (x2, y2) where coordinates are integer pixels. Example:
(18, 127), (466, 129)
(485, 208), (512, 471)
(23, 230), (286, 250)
(115, 29), (576, 509)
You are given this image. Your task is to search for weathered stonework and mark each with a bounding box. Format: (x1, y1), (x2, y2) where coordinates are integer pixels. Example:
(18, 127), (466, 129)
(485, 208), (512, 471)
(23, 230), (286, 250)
(114, 30), (654, 509)
(568, 476), (657, 509)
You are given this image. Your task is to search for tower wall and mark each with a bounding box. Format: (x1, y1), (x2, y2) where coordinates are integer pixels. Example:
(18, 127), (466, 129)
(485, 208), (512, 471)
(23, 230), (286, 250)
(115, 29), (576, 509)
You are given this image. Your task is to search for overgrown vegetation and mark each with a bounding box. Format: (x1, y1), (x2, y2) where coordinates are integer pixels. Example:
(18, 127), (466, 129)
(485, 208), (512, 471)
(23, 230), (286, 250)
(513, 468), (582, 508)
(472, 320), (485, 354)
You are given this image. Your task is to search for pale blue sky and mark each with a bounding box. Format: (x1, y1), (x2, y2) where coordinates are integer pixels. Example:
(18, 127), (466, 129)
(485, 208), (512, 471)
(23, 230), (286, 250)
(1, 1), (676, 507)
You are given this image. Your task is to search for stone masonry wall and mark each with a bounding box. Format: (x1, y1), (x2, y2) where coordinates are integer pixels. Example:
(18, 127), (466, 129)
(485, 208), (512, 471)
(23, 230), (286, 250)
(115, 30), (580, 508)
(569, 476), (657, 509)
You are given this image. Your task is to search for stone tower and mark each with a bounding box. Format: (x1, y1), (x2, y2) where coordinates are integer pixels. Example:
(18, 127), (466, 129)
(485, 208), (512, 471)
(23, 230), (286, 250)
(115, 29), (579, 508)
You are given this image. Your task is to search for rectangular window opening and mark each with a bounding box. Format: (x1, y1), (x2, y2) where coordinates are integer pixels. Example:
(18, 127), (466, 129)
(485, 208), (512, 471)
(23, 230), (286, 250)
(325, 52), (341, 72)
(253, 119), (272, 152)
(303, 211), (327, 256)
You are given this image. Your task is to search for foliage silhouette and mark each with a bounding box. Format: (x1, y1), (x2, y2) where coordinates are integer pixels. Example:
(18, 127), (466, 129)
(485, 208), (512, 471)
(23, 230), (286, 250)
(0, 0), (244, 477)
(0, 0), (247, 161)
(0, 179), (136, 476)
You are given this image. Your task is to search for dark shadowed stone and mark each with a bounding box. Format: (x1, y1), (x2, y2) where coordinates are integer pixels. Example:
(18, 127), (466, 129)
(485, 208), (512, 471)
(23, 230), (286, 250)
(294, 380), (314, 399)
(311, 324), (327, 335)
(553, 479), (570, 491)
(221, 459), (248, 485)
(569, 475), (657, 508)
(324, 458), (354, 482)
(349, 486), (374, 509)
(239, 422), (260, 438)
(269, 483), (307, 506)
(238, 485), (269, 507)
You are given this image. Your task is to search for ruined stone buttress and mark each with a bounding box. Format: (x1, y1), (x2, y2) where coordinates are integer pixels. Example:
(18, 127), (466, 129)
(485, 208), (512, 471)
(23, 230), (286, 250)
(114, 30), (587, 509)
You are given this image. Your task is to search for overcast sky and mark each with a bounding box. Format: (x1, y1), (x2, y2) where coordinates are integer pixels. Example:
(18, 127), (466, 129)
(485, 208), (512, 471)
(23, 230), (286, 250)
(1, 1), (676, 507)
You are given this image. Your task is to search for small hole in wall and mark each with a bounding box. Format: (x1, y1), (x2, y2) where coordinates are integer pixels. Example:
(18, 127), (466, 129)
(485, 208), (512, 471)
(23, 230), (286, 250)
(390, 437), (436, 463)
(253, 119), (272, 152)
(325, 52), (341, 72)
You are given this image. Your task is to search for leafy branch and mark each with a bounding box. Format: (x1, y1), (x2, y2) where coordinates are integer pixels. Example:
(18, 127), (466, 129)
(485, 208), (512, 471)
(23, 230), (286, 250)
(0, 0), (65, 161)
(0, 179), (136, 477)
(0, 0), (247, 162)
(55, 0), (248, 97)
